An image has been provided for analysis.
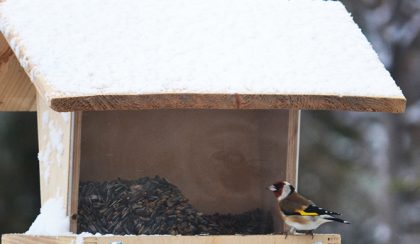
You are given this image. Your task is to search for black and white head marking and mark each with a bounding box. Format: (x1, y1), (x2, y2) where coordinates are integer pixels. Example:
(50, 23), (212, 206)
(278, 181), (295, 201)
(267, 181), (296, 202)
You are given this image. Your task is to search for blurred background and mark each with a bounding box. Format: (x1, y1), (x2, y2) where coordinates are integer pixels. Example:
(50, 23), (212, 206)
(0, 0), (419, 243)
(302, 0), (420, 243)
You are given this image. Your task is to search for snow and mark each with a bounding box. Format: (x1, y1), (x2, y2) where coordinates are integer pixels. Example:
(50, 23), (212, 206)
(38, 116), (64, 184)
(48, 120), (64, 163)
(25, 198), (71, 235)
(41, 111), (49, 126)
(75, 233), (120, 244)
(37, 144), (52, 184)
(25, 206), (105, 239)
(0, 0), (404, 100)
(76, 232), (94, 244)
(61, 112), (71, 123)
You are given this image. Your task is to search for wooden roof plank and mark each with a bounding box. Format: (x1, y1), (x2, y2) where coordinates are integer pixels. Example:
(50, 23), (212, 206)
(0, 33), (36, 111)
(50, 94), (406, 113)
(0, 0), (406, 112)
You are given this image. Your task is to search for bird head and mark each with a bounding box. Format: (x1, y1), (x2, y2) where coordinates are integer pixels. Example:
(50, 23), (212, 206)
(266, 181), (295, 201)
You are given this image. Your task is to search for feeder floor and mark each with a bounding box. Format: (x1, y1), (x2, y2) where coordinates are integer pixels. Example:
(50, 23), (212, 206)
(2, 233), (340, 244)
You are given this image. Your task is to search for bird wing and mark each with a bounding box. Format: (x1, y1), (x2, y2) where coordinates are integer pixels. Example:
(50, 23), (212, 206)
(279, 192), (313, 215)
(301, 205), (341, 216)
(279, 192), (341, 216)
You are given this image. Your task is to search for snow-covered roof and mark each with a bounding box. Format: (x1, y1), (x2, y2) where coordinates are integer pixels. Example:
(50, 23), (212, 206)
(0, 0), (405, 112)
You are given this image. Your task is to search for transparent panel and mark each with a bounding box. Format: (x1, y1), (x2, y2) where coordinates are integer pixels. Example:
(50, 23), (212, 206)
(77, 110), (289, 235)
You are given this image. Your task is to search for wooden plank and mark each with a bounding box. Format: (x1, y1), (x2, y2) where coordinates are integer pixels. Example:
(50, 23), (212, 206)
(285, 110), (300, 188)
(1, 31), (57, 111)
(281, 109), (301, 232)
(69, 111), (82, 233)
(2, 234), (341, 244)
(2, 234), (76, 244)
(0, 29), (405, 113)
(87, 235), (341, 244)
(49, 94), (406, 113)
(36, 93), (77, 223)
(0, 33), (36, 111)
(0, 13), (405, 114)
(0, 0), (406, 115)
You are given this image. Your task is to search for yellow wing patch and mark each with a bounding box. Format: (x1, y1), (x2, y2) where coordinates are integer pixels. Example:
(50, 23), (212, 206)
(297, 210), (319, 216)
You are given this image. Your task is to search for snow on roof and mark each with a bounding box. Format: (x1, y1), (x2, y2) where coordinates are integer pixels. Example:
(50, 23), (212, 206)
(0, 0), (405, 112)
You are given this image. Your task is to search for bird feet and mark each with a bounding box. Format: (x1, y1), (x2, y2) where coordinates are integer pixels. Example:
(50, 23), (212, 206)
(279, 228), (315, 239)
(273, 231), (289, 239)
(305, 230), (314, 239)
(283, 227), (296, 239)
(284, 230), (315, 239)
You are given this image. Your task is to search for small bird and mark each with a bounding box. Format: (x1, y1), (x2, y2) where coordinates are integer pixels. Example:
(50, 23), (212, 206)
(267, 181), (349, 237)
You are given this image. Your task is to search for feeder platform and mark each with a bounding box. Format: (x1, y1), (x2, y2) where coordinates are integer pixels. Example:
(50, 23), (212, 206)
(2, 234), (341, 244)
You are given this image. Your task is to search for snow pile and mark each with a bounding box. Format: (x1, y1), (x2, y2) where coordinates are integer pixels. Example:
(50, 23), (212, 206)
(26, 198), (71, 235)
(76, 232), (111, 244)
(0, 0), (404, 99)
(76, 232), (94, 244)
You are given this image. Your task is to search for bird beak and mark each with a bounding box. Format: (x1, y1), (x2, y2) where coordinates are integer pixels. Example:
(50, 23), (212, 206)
(266, 185), (276, 191)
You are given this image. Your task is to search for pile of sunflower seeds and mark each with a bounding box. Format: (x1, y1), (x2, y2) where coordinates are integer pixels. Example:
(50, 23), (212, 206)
(77, 176), (272, 235)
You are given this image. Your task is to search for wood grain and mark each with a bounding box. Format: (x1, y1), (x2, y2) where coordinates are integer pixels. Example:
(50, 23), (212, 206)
(36, 93), (79, 225)
(282, 109), (301, 232)
(2, 234), (341, 244)
(69, 111), (82, 233)
(0, 33), (36, 111)
(1, 27), (405, 113)
(80, 110), (289, 218)
(50, 94), (406, 113)
(1, 235), (75, 244)
(286, 110), (300, 188)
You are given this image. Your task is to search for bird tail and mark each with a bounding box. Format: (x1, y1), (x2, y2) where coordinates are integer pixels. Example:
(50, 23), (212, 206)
(324, 216), (350, 224)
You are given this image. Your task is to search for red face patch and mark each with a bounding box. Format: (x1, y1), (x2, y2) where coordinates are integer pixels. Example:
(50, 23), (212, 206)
(271, 181), (285, 198)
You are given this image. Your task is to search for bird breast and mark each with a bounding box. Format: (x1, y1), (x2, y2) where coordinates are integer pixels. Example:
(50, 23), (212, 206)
(283, 215), (331, 231)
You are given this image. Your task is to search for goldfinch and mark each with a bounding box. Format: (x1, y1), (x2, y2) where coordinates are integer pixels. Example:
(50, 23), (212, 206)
(267, 181), (349, 236)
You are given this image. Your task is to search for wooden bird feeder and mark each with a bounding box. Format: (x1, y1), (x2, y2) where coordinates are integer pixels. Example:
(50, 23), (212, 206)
(0, 0), (405, 243)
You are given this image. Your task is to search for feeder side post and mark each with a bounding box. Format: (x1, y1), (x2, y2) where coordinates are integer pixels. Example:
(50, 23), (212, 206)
(0, 34), (36, 111)
(36, 93), (81, 232)
(279, 109), (301, 233)
(286, 109), (300, 189)
(69, 111), (82, 232)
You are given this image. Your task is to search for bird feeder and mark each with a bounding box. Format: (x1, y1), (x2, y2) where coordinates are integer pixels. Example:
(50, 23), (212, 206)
(0, 0), (405, 243)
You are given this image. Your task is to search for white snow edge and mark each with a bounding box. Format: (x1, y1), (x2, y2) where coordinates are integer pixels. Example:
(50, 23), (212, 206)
(0, 0), (405, 100)
(25, 197), (71, 235)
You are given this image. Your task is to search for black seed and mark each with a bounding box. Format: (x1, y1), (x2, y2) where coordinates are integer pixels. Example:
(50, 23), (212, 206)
(78, 176), (273, 235)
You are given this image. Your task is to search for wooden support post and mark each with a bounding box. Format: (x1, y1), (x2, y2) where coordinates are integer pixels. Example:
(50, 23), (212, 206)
(69, 111), (82, 233)
(282, 109), (301, 232)
(286, 109), (300, 188)
(36, 93), (81, 233)
(0, 33), (36, 111)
